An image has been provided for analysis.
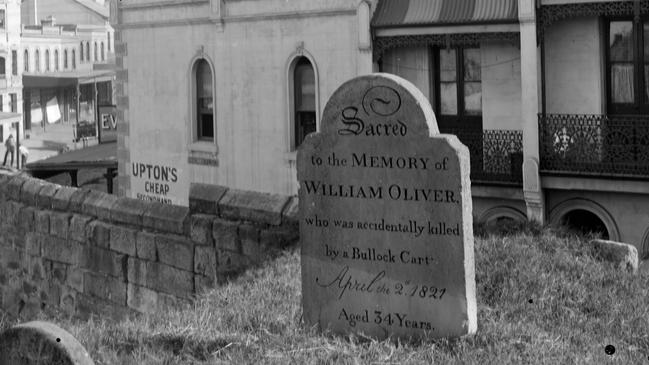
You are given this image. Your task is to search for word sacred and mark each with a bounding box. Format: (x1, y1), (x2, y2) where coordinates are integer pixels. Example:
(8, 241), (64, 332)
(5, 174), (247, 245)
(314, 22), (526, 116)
(302, 181), (458, 203)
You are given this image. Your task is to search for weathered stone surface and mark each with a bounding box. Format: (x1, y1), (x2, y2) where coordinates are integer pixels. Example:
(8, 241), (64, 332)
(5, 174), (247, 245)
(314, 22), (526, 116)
(86, 220), (111, 248)
(43, 238), (82, 266)
(109, 225), (137, 256)
(51, 186), (81, 212)
(19, 178), (48, 206)
(136, 231), (157, 261)
(218, 189), (290, 226)
(81, 190), (119, 221)
(76, 292), (136, 321)
(34, 210), (50, 234)
(69, 215), (93, 243)
(190, 214), (214, 245)
(189, 183), (228, 215)
(213, 218), (239, 252)
(25, 233), (42, 256)
(36, 183), (61, 209)
(194, 245), (216, 277)
(110, 197), (150, 226)
(127, 257), (194, 299)
(143, 203), (189, 234)
(0, 321), (95, 365)
(127, 282), (158, 314)
(239, 224), (261, 263)
(84, 272), (127, 305)
(49, 211), (71, 239)
(591, 239), (639, 273)
(6, 175), (29, 201)
(18, 206), (36, 233)
(155, 235), (194, 271)
(298, 74), (476, 339)
(81, 246), (126, 278)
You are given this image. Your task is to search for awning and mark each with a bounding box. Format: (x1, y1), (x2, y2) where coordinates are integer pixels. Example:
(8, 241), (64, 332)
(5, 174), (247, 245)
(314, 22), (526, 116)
(0, 112), (22, 125)
(23, 70), (115, 88)
(26, 141), (116, 171)
(25, 141), (117, 193)
(372, 0), (519, 28)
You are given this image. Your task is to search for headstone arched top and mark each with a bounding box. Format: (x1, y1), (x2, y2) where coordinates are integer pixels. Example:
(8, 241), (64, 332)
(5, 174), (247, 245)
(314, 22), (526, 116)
(318, 73), (439, 138)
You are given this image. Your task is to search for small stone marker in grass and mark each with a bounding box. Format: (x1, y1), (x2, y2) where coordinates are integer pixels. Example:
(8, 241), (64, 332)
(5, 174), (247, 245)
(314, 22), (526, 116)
(298, 73), (477, 340)
(0, 321), (95, 364)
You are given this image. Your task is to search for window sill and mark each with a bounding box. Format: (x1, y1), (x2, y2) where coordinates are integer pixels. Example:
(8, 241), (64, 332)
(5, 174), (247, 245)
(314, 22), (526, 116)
(188, 141), (218, 166)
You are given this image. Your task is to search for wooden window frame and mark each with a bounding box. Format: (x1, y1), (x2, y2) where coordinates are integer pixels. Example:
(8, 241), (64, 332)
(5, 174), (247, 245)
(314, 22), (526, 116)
(605, 16), (649, 114)
(432, 45), (483, 131)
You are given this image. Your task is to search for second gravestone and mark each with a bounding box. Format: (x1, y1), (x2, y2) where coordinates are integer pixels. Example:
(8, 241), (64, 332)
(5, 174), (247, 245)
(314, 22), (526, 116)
(298, 73), (477, 340)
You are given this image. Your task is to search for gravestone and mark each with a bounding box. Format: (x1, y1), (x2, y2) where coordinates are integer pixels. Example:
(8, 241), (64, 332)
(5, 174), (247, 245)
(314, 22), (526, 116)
(298, 73), (477, 339)
(0, 321), (95, 365)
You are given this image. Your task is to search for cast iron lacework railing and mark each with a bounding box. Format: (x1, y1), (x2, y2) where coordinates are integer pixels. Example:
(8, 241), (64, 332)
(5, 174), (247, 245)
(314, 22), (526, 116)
(443, 128), (523, 185)
(539, 114), (649, 177)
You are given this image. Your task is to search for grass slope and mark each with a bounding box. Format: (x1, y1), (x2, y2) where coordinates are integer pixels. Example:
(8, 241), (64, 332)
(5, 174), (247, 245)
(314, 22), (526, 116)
(2, 227), (648, 364)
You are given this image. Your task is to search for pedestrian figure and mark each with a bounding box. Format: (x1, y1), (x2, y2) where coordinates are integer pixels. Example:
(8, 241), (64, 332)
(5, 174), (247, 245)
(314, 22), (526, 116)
(3, 134), (15, 167)
(18, 144), (29, 168)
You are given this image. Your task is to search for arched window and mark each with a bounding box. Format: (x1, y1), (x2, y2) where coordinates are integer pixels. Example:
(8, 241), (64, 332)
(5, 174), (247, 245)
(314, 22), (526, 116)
(94, 42), (98, 61)
(86, 42), (90, 61)
(45, 50), (50, 71)
(64, 49), (68, 69)
(101, 42), (105, 61)
(24, 50), (28, 72)
(292, 57), (316, 149)
(0, 57), (5, 77)
(194, 59), (214, 141)
(54, 49), (59, 70)
(72, 49), (76, 69)
(35, 49), (40, 72)
(80, 41), (84, 61)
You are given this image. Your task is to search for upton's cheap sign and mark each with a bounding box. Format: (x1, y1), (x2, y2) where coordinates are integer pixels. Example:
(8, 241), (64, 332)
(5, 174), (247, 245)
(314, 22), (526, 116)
(131, 162), (179, 204)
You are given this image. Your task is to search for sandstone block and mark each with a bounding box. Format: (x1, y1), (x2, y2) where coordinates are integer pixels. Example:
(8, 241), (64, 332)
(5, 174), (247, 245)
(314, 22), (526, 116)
(25, 233), (42, 256)
(239, 224), (261, 263)
(86, 220), (111, 248)
(110, 197), (150, 226)
(81, 190), (119, 220)
(81, 246), (126, 278)
(18, 206), (35, 233)
(84, 272), (127, 305)
(36, 183), (61, 209)
(190, 214), (214, 245)
(66, 268), (84, 292)
(43, 238), (81, 265)
(69, 215), (93, 243)
(189, 183), (228, 215)
(6, 175), (28, 201)
(143, 203), (189, 234)
(127, 257), (194, 299)
(126, 283), (158, 314)
(194, 245), (216, 277)
(49, 211), (71, 239)
(76, 292), (136, 321)
(51, 186), (80, 212)
(591, 239), (639, 273)
(19, 178), (47, 206)
(155, 235), (193, 271)
(136, 231), (157, 261)
(218, 188), (290, 226)
(34, 210), (50, 234)
(109, 225), (137, 256)
(213, 218), (239, 251)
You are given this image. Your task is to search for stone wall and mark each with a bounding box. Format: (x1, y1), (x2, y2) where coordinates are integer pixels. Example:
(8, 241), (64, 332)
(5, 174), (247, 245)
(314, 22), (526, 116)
(0, 173), (298, 321)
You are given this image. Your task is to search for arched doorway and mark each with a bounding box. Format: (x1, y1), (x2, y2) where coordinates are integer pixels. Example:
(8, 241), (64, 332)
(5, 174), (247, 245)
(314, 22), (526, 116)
(560, 209), (609, 239)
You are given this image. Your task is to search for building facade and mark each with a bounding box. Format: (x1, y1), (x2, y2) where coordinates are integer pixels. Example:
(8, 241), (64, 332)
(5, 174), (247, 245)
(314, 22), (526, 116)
(20, 0), (114, 137)
(115, 0), (649, 258)
(0, 0), (24, 166)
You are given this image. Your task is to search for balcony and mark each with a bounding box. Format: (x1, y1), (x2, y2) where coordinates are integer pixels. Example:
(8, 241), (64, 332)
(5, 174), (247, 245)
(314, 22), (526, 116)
(443, 128), (523, 186)
(539, 114), (649, 178)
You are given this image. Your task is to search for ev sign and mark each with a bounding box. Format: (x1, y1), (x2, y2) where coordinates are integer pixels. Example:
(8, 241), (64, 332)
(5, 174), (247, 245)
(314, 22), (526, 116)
(98, 105), (117, 143)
